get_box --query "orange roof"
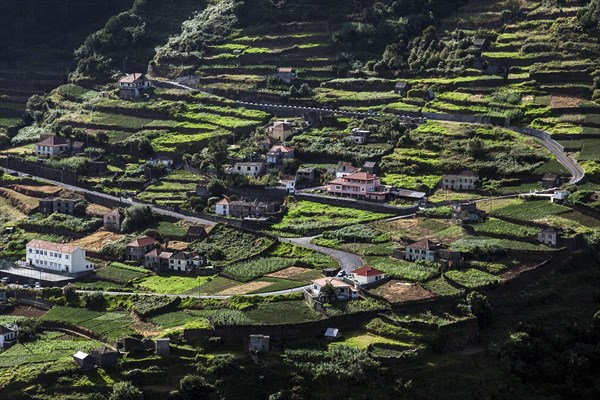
[119,73,145,83]
[312,277,351,288]
[127,236,157,247]
[27,239,77,253]
[344,172,375,181]
[269,145,294,153]
[352,266,385,277]
[216,198,230,205]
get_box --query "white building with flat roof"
[26,239,93,275]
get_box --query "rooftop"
[312,277,351,288]
[407,239,438,251]
[36,136,69,147]
[127,236,158,247]
[352,266,385,277]
[119,73,145,83]
[27,239,78,253]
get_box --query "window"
[65,255,69,260]
[36,250,39,254]
[28,248,32,253]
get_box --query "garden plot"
[271,201,392,236]
[368,280,437,304]
[0,332,103,368]
[491,200,571,221]
[217,281,272,295]
[95,262,150,284]
[0,187,40,214]
[444,268,502,289]
[265,266,323,281]
[41,307,135,341]
[366,256,440,282]
[0,197,26,225]
[377,218,463,244]
[71,230,126,252]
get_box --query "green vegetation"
[135,275,212,294]
[366,256,440,282]
[95,262,151,284]
[41,307,135,341]
[472,218,539,238]
[491,200,571,221]
[444,268,502,289]
[272,201,391,236]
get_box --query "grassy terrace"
[271,200,392,236]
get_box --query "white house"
[441,170,479,191]
[309,277,359,301]
[267,145,295,164]
[538,227,558,247]
[0,324,18,349]
[215,197,231,216]
[405,239,439,262]
[335,162,358,178]
[276,177,296,194]
[351,266,385,285]
[146,155,174,171]
[35,136,83,157]
[551,190,570,204]
[231,162,264,177]
[26,239,93,275]
[118,73,151,100]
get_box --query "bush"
[11,126,50,146]
[109,381,143,400]
[322,224,377,243]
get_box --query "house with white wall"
[26,239,93,275]
[215,197,231,216]
[0,324,19,349]
[351,266,385,285]
[538,227,558,247]
[441,170,479,191]
[405,239,439,262]
[230,162,264,177]
[309,277,359,301]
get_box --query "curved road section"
[280,236,364,273]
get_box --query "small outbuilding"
[155,338,171,356]
[324,328,342,341]
[73,351,95,371]
[249,334,270,353]
[91,347,120,368]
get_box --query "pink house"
[328,172,391,202]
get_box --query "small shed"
[249,334,270,353]
[91,347,120,368]
[324,328,342,341]
[395,81,411,95]
[473,38,490,51]
[155,338,170,356]
[362,161,379,175]
[73,351,95,371]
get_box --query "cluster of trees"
[578,0,600,33]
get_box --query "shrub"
[109,381,143,400]
[11,126,50,146]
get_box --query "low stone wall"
[1,156,79,186]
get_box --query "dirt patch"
[1,304,47,318]
[71,229,125,252]
[166,240,190,251]
[550,95,584,109]
[13,184,62,198]
[369,280,437,304]
[217,281,272,295]
[0,187,39,214]
[266,266,311,279]
[86,203,112,217]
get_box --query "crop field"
[368,280,437,304]
[0,187,40,214]
[95,262,150,284]
[222,257,296,282]
[380,174,442,190]
[271,201,392,236]
[376,217,464,243]
[0,332,103,367]
[0,197,26,225]
[472,218,539,238]
[135,275,212,294]
[41,307,135,341]
[491,200,571,221]
[450,236,555,253]
[151,131,230,153]
[422,277,463,297]
[196,276,240,294]
[243,300,322,325]
[444,268,502,289]
[192,224,275,264]
[366,256,440,282]
[579,139,600,162]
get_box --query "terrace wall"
[0,156,79,185]
[295,192,418,216]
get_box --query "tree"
[318,282,337,303]
[73,201,88,218]
[207,179,226,197]
[109,381,143,400]
[137,138,153,155]
[121,205,153,233]
[25,94,49,124]
[62,283,78,305]
[467,291,491,325]
[178,374,213,399]
[466,137,485,158]
[298,83,313,97]
[207,139,229,177]
[83,291,105,310]
[17,318,40,343]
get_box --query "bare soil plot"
[71,229,125,252]
[550,95,583,109]
[0,197,27,224]
[501,261,547,282]
[165,240,190,251]
[0,187,39,214]
[1,305,47,318]
[13,184,61,198]
[266,266,313,279]
[217,281,272,295]
[368,280,437,304]
[86,203,112,217]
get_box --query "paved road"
[281,236,364,273]
[0,167,217,227]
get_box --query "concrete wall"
[1,156,79,185]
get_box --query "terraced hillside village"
[0,0,599,399]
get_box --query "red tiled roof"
[127,236,157,247]
[119,73,145,83]
[36,136,69,147]
[407,239,437,251]
[352,266,385,277]
[269,145,294,153]
[343,172,375,181]
[27,239,78,253]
